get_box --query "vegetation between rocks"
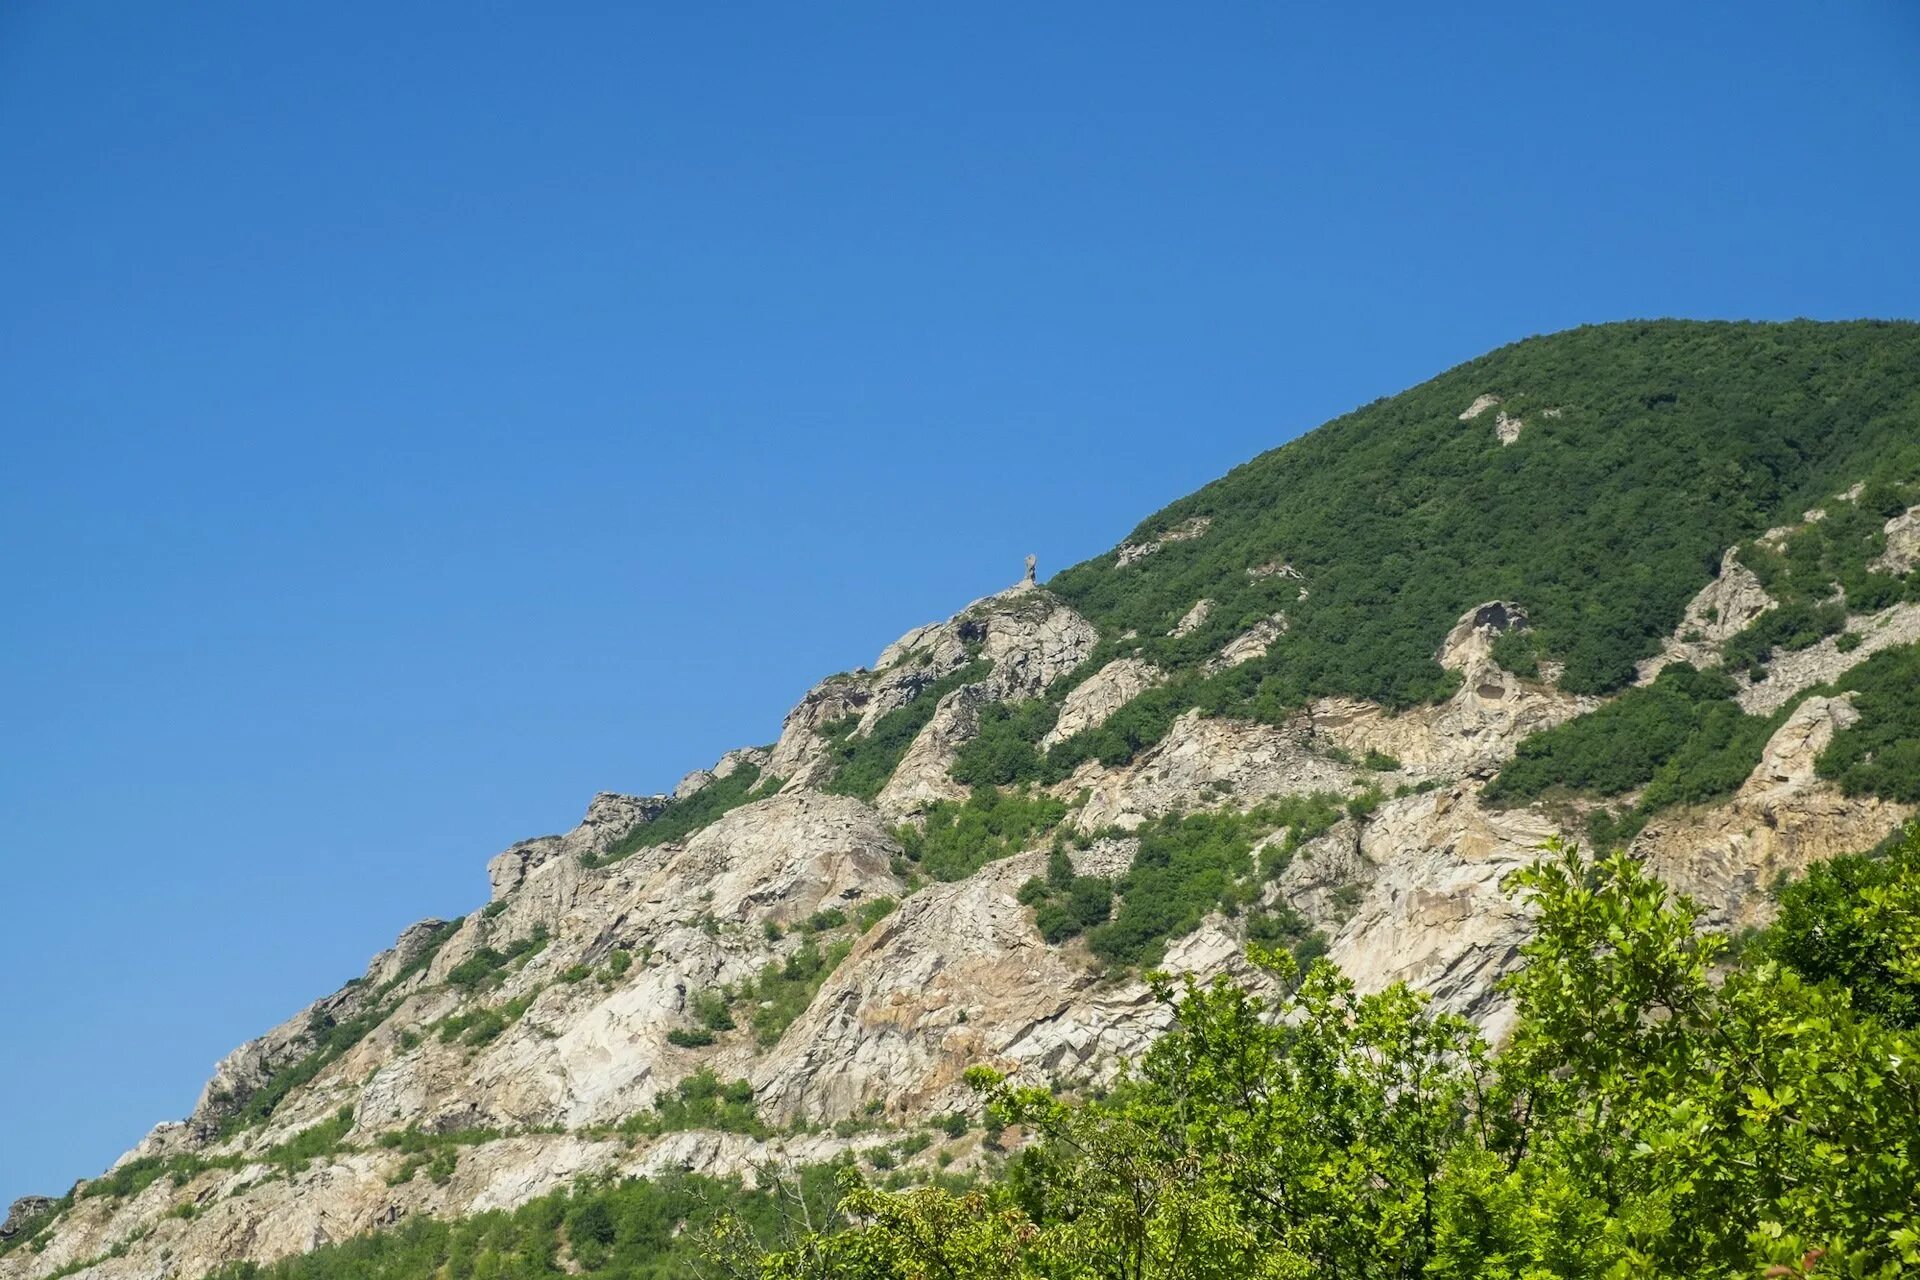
[821,660,992,801]
[580,764,782,869]
[894,785,1069,882]
[1486,643,1920,845]
[1084,793,1344,970]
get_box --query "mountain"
[5,319,1919,1280]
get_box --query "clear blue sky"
[3,1,1916,1202]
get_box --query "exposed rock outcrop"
[487,792,662,899]
[1312,603,1596,778]
[874,683,991,816]
[869,590,1099,814]
[766,675,871,787]
[1066,709,1358,831]
[1115,516,1211,567]
[1325,786,1564,1036]
[1169,599,1211,637]
[1042,658,1163,749]
[971,591,1100,699]
[1637,548,1775,683]
[1,1200,52,1242]
[1246,558,1302,582]
[1734,601,1920,715]
[1638,694,1913,930]
[1458,394,1500,421]
[1871,505,1920,576]
[1208,614,1287,671]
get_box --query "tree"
[754,829,1920,1280]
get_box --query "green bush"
[1246,901,1328,972]
[433,992,534,1047]
[1740,484,1915,612]
[444,926,549,992]
[1486,664,1747,803]
[798,906,847,933]
[374,1125,502,1156]
[692,988,735,1032]
[895,786,1069,882]
[855,897,898,931]
[1817,643,1920,802]
[822,662,991,801]
[1763,824,1920,1028]
[1039,680,1196,780]
[1720,600,1848,674]
[1020,844,1115,945]
[203,1165,862,1280]
[1507,641,1920,848]
[1088,795,1342,970]
[582,764,781,868]
[950,697,1061,787]
[624,1069,766,1137]
[81,1107,368,1215]
[747,938,855,1044]
[1490,630,1541,678]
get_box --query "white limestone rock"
[1735,601,1920,715]
[1311,603,1597,779]
[1169,598,1212,637]
[1637,694,1913,932]
[1208,614,1287,671]
[1042,658,1164,749]
[1116,516,1212,567]
[1636,548,1775,683]
[1065,708,1359,832]
[1871,505,1920,576]
[1458,394,1500,421]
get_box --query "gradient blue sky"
[3,2,1918,1201]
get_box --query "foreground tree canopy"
[765,826,1920,1280]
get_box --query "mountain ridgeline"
[6,320,1920,1280]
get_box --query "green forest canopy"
[1049,319,1920,716]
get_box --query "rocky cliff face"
[6,530,1915,1280]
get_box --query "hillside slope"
[5,319,1919,1280]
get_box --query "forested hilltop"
[985,320,1920,779]
[7,320,1920,1280]
[1062,320,1920,695]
